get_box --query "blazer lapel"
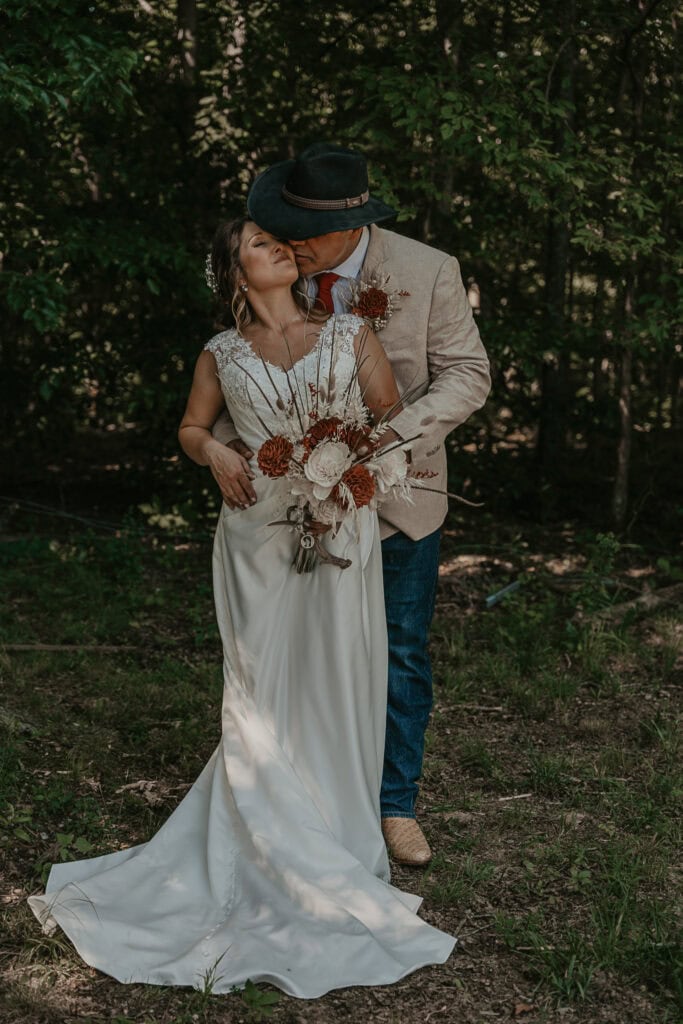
[360,226,412,352]
[363,225,389,277]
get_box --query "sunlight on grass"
[2,522,681,1022]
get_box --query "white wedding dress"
[28,314,456,998]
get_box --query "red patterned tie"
[315,272,340,314]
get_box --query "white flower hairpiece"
[204,252,218,294]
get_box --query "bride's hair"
[210,216,323,332]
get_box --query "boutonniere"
[348,272,410,332]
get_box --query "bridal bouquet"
[242,327,418,573]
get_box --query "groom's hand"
[228,438,255,462]
[378,426,412,462]
[205,438,257,509]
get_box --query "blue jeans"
[380,528,441,818]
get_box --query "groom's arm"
[209,409,257,506]
[388,255,490,463]
[212,408,240,447]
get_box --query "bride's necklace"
[245,311,320,366]
[251,310,305,336]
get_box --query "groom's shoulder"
[368,227,453,276]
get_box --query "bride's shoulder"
[204,327,238,352]
[329,312,368,337]
[203,327,240,369]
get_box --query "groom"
[212,144,490,866]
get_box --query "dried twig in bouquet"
[234,319,480,574]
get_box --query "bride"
[28,218,456,998]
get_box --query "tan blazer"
[212,226,490,541]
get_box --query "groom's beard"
[294,255,316,273]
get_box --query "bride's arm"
[178,352,257,509]
[354,327,403,446]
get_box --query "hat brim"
[247,160,396,241]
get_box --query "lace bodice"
[204,314,367,456]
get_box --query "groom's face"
[288,228,362,276]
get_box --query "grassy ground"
[0,508,681,1024]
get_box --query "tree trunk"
[589,274,610,448]
[609,1,663,526]
[536,1,576,475]
[177,0,197,142]
[537,207,573,470]
[613,345,632,530]
[612,282,634,530]
[177,0,197,84]
[670,354,682,430]
[435,0,464,72]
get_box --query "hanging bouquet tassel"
[270,505,352,574]
[294,531,318,574]
[312,533,352,570]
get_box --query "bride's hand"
[205,439,257,509]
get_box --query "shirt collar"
[330,226,369,280]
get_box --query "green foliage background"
[2,0,681,531]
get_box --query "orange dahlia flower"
[332,464,376,509]
[257,435,293,477]
[351,287,389,321]
[340,424,377,455]
[303,416,342,453]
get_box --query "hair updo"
[209,216,322,333]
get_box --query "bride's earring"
[231,280,250,330]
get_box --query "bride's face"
[239,223,298,292]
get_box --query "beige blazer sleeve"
[388,255,490,464]
[212,407,239,446]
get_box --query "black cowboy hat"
[247,143,396,241]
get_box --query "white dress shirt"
[308,227,370,313]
